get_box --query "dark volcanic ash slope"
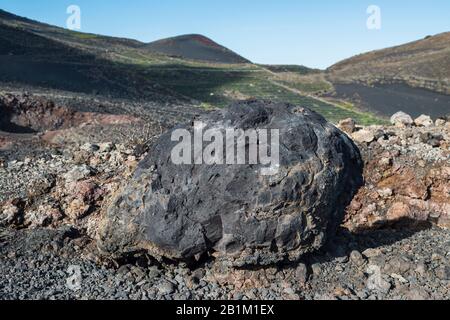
[0,23,102,94]
[0,10,189,103]
[143,34,250,64]
[331,83,450,120]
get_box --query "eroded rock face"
[98,100,363,266]
[344,121,450,232]
[0,93,140,134]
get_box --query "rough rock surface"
[346,118,450,231]
[99,100,363,266]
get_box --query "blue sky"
[1,0,449,68]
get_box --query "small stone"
[427,139,441,148]
[335,265,344,272]
[336,255,349,264]
[386,257,411,274]
[25,204,62,227]
[191,268,206,281]
[406,287,430,300]
[420,133,444,148]
[390,273,408,284]
[147,266,161,279]
[366,265,392,294]
[352,129,375,144]
[350,250,366,266]
[80,143,100,153]
[99,142,115,153]
[117,265,131,276]
[391,112,413,127]
[311,263,322,276]
[64,165,93,182]
[435,265,450,280]
[377,188,393,198]
[0,202,20,226]
[417,160,426,168]
[156,280,176,295]
[295,263,309,285]
[362,248,382,258]
[338,118,356,134]
[435,119,446,127]
[283,287,300,300]
[414,115,433,127]
[415,262,427,276]
[378,157,392,166]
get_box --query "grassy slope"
[0,9,383,125]
[136,62,383,125]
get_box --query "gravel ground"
[0,93,448,301]
[1,226,449,300]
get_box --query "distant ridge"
[143,34,250,64]
[328,32,450,94]
[0,8,29,22]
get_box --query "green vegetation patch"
[138,64,383,125]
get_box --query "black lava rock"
[98,100,363,266]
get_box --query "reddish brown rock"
[0,93,141,135]
[0,136,13,150]
[338,118,356,134]
[63,180,101,220]
[0,200,21,226]
[386,202,411,221]
[345,123,449,232]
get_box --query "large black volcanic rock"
[98,100,363,266]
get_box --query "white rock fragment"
[366,265,392,294]
[63,165,93,182]
[414,115,433,127]
[391,112,413,127]
[352,129,375,144]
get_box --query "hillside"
[144,34,249,64]
[259,64,321,75]
[328,32,450,95]
[0,9,382,125]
